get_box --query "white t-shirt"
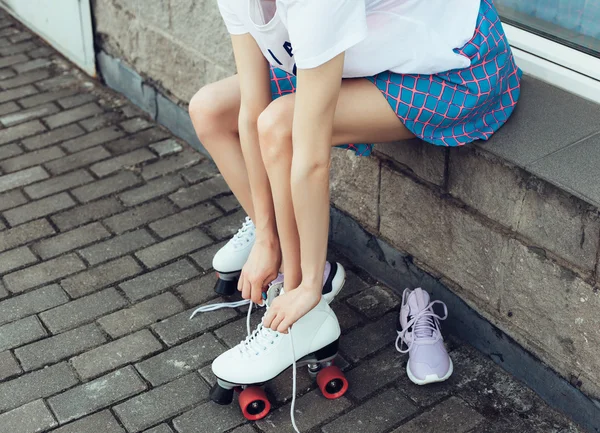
[218,0,481,77]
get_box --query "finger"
[261,279,270,294]
[252,277,264,304]
[237,270,244,292]
[241,275,251,300]
[270,311,285,332]
[266,274,278,292]
[277,314,294,334]
[251,278,264,304]
[262,300,281,328]
[277,318,292,334]
[266,270,278,286]
[262,307,276,328]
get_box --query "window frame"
[503,23,600,104]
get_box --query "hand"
[238,238,281,304]
[262,285,321,333]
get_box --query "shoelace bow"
[395,300,448,354]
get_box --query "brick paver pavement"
[0,10,584,433]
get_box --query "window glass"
[496,0,600,57]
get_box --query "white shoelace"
[190,293,301,433]
[237,307,278,356]
[395,300,448,354]
[190,299,253,334]
[231,216,254,249]
[289,326,299,433]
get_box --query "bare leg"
[190,75,286,287]
[260,77,414,305]
[188,75,256,219]
[258,108,301,289]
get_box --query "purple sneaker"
[396,288,453,385]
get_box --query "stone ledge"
[449,146,600,276]
[477,75,600,210]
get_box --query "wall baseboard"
[97,51,208,157]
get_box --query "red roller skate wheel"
[239,386,271,421]
[317,366,349,399]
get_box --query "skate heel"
[214,271,240,296]
[210,381,235,405]
[313,339,339,362]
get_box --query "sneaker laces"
[231,216,254,249]
[395,298,448,354]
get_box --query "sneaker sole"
[322,263,346,304]
[406,358,454,385]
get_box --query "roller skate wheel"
[239,386,271,421]
[317,366,348,399]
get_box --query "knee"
[257,101,292,164]
[189,83,231,141]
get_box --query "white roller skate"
[206,281,348,428]
[213,216,255,296]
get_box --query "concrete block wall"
[92,0,235,103]
[92,0,600,403]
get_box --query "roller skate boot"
[212,216,255,296]
[206,281,348,428]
